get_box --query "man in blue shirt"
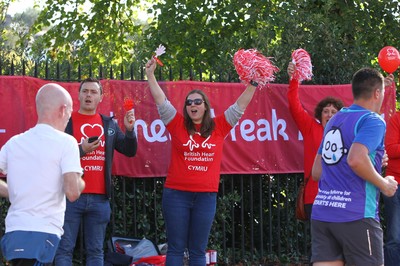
[311,68,397,266]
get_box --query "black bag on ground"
[104,251,133,266]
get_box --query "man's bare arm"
[63,172,85,202]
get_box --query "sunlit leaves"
[31,0,151,66]
[2,0,400,85]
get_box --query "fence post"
[130,63,134,80]
[22,60,26,76]
[34,61,38,77]
[45,60,49,79]
[120,64,124,80]
[56,62,60,81]
[110,65,114,80]
[11,60,14,76]
[157,67,162,81]
[89,63,92,78]
[78,63,82,81]
[99,65,103,79]
[67,62,71,81]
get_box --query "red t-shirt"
[165,113,232,192]
[385,111,400,183]
[72,112,106,194]
[287,79,323,204]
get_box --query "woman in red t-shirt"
[145,57,258,266]
[287,62,344,219]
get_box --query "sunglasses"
[185,98,204,106]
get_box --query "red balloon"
[378,46,400,74]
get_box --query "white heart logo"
[80,123,104,139]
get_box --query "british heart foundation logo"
[81,123,104,139]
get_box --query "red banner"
[0,76,396,177]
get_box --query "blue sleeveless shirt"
[311,104,386,222]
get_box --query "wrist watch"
[250,80,258,87]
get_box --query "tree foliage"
[2,0,400,85]
[145,0,400,84]
[1,3,39,73]
[0,0,13,51]
[31,0,153,66]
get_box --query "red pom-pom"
[123,98,134,111]
[233,48,279,87]
[291,48,313,81]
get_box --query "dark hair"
[352,68,384,100]
[79,77,103,94]
[183,89,215,137]
[314,97,344,122]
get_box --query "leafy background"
[1,0,400,86]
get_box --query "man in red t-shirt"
[55,77,138,266]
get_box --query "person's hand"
[382,150,388,168]
[287,62,295,80]
[145,58,157,77]
[381,175,398,197]
[124,109,135,131]
[384,74,394,87]
[81,137,100,154]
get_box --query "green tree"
[145,0,274,80]
[7,8,40,57]
[12,0,400,84]
[1,2,39,75]
[270,0,400,84]
[0,0,13,53]
[31,0,153,66]
[145,0,400,84]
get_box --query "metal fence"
[0,59,310,265]
[0,174,309,265]
[0,59,241,82]
[109,174,310,265]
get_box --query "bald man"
[0,83,85,266]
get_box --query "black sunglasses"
[185,98,204,106]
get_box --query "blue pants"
[383,187,400,266]
[162,188,217,266]
[55,194,111,266]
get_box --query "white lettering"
[134,119,168,143]
[188,165,208,172]
[256,119,272,141]
[240,120,256,141]
[84,165,103,171]
[272,109,288,140]
[132,109,290,143]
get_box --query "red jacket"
[385,111,400,183]
[287,79,323,204]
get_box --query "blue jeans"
[55,194,111,266]
[162,188,217,266]
[383,187,400,266]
